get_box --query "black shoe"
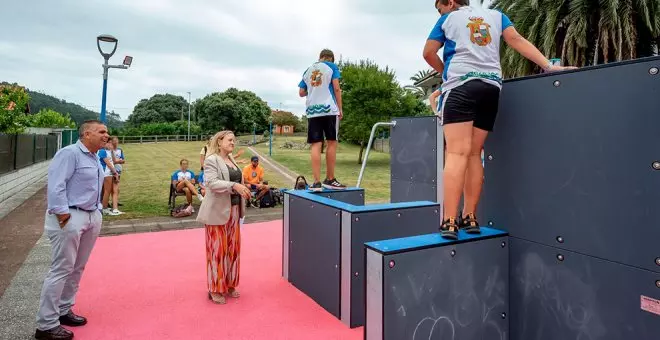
[460,213,481,234]
[59,311,87,327]
[309,182,323,192]
[440,218,459,240]
[35,326,73,340]
[322,178,347,190]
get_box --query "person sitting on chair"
[171,158,203,206]
[197,169,206,197]
[242,156,269,206]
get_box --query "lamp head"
[97,34,118,60]
[122,56,133,67]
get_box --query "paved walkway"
[248,146,298,183]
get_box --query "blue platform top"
[284,189,438,213]
[365,227,508,255]
[282,187,364,194]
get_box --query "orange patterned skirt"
[205,205,241,294]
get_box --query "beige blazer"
[196,153,245,226]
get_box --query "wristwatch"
[544,61,553,71]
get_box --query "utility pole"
[187,91,191,141]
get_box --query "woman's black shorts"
[439,80,501,132]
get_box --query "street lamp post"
[269,116,273,156]
[187,92,191,141]
[96,34,132,124]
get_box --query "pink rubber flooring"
[70,220,363,339]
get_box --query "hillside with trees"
[28,90,123,128]
[0,81,123,128]
[1,84,78,133]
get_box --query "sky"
[0,0,490,120]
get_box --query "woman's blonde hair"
[206,130,235,156]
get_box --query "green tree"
[29,109,76,128]
[0,84,31,134]
[127,94,189,126]
[295,115,308,133]
[337,59,432,164]
[490,0,660,78]
[272,109,300,133]
[195,88,270,134]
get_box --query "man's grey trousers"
[36,209,102,331]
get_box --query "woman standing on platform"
[196,130,252,304]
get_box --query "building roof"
[413,71,442,89]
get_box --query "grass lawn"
[105,136,391,221]
[105,141,290,221]
[251,135,391,203]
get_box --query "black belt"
[69,206,97,213]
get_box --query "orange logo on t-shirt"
[467,17,492,46]
[310,70,323,87]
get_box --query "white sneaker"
[109,209,121,216]
[102,208,111,215]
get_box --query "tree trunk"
[358,141,365,165]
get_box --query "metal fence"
[115,134,269,146]
[372,138,390,153]
[115,135,203,144]
[0,134,58,175]
[61,129,79,148]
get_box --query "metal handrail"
[356,121,397,188]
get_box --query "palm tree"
[404,69,436,98]
[490,0,660,78]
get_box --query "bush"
[29,109,76,129]
[0,85,30,134]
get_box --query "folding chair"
[168,183,187,209]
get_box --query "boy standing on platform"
[423,0,575,239]
[298,49,346,191]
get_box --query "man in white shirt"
[298,49,346,191]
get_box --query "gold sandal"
[228,288,240,298]
[208,292,226,304]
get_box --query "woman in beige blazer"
[196,130,251,304]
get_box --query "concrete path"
[0,177,47,221]
[248,146,298,184]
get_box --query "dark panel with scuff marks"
[390,179,438,204]
[481,56,660,273]
[288,195,342,317]
[510,237,660,340]
[390,116,440,203]
[381,236,509,340]
[312,189,365,206]
[349,205,440,328]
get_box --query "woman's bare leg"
[112,181,120,211]
[102,177,112,209]
[442,121,473,236]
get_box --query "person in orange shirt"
[242,156,269,205]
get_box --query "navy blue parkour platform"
[385,56,660,340]
[282,187,441,328]
[364,228,509,340]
